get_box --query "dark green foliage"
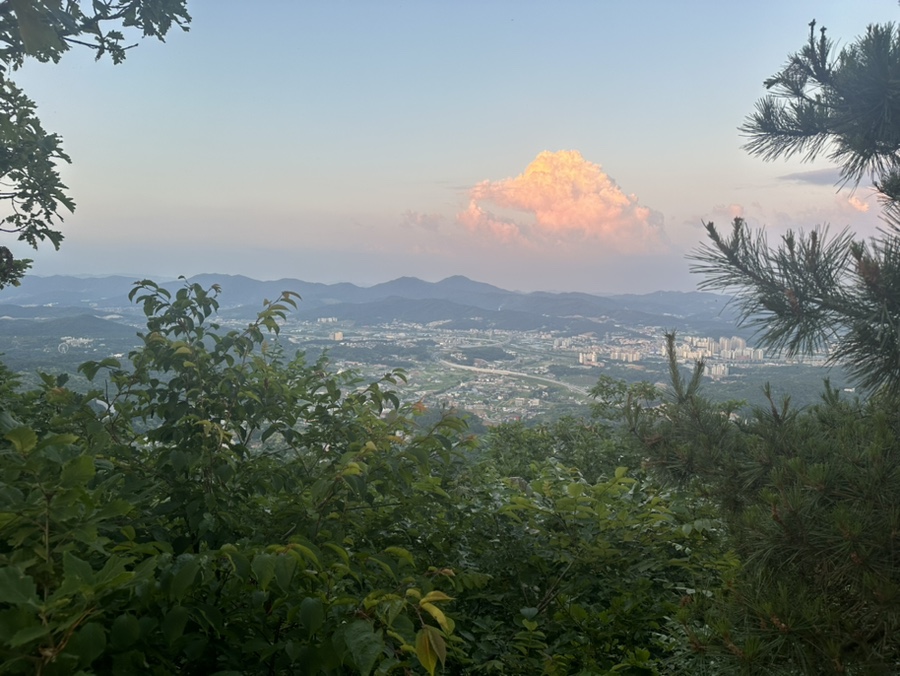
[0,0,191,73]
[0,282,724,674]
[0,281,466,673]
[483,415,632,484]
[444,461,722,675]
[657,16,900,672]
[633,335,900,674]
[0,76,71,288]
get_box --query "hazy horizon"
[5,1,895,294]
[13,268,727,298]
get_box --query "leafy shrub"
[0,282,722,674]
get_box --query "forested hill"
[2,274,742,337]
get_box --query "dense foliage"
[7,281,900,674]
[679,19,900,667]
[624,335,900,675]
[0,281,724,674]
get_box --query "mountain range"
[0,274,745,338]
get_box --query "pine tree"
[637,16,900,673]
[638,336,900,674]
[693,19,900,398]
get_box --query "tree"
[635,16,900,673]
[0,281,723,674]
[693,18,900,398]
[0,281,467,674]
[0,1,191,289]
[629,335,900,675]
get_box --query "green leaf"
[5,427,37,454]
[96,499,134,520]
[289,542,321,569]
[274,553,297,592]
[10,0,65,55]
[322,542,351,567]
[341,620,383,676]
[38,433,78,449]
[62,551,96,592]
[67,622,106,665]
[384,546,414,567]
[569,603,588,622]
[251,553,275,591]
[0,411,19,434]
[220,548,251,581]
[415,626,446,675]
[169,558,199,600]
[8,622,51,648]
[0,568,38,606]
[110,614,141,650]
[163,606,190,644]
[420,590,453,604]
[61,454,95,488]
[420,602,454,634]
[519,606,539,620]
[299,597,324,636]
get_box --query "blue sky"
[8,1,898,293]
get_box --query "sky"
[7,1,899,294]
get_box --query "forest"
[3,3,900,675]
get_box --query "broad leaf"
[0,568,38,606]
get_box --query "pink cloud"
[457,201,524,245]
[400,210,445,231]
[695,192,883,243]
[847,195,870,213]
[457,150,665,253]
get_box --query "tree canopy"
[629,335,900,674]
[0,0,191,289]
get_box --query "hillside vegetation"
[1,280,899,674]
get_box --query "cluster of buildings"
[671,335,765,363]
[563,332,769,381]
[577,349,642,365]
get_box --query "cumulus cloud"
[400,210,445,231]
[456,150,665,253]
[703,203,745,223]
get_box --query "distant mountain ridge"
[0,273,744,337]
